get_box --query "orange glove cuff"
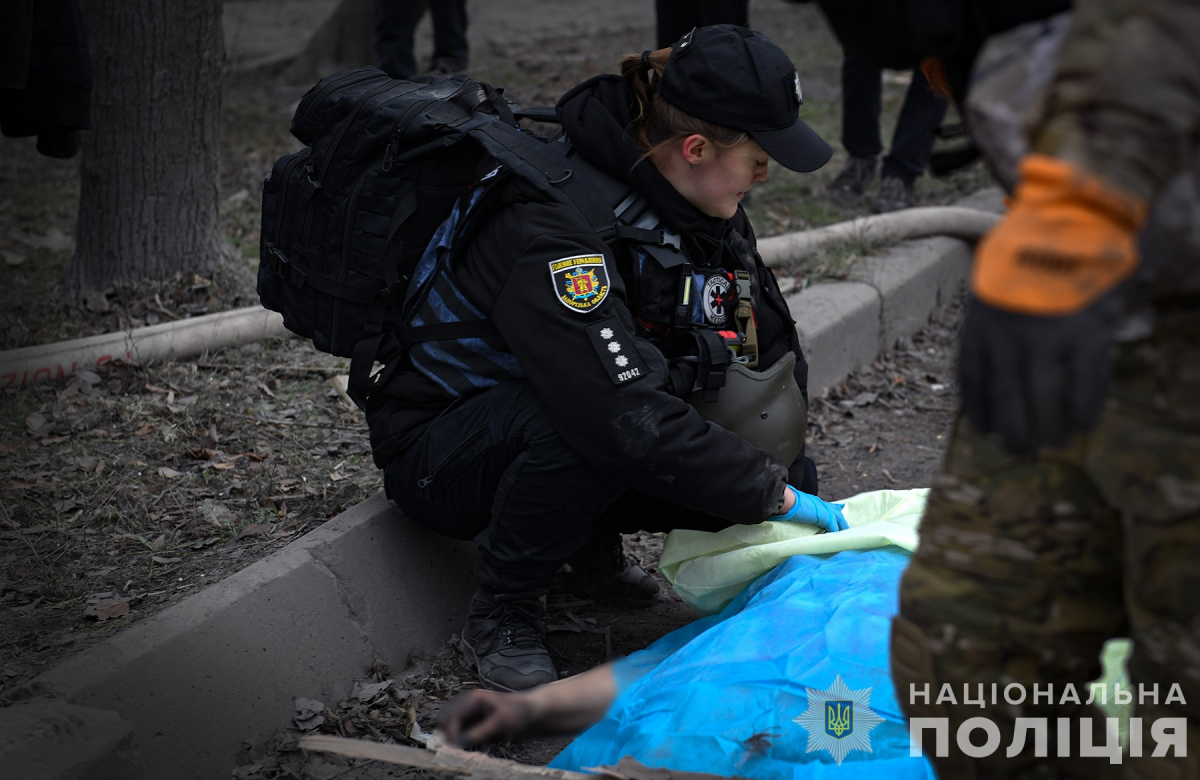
[972,155,1149,316]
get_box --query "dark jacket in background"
[0,0,91,158]
[790,0,1072,102]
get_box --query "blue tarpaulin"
[551,549,935,779]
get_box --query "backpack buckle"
[265,242,290,273]
[302,163,322,200]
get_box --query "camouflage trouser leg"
[892,308,1200,780]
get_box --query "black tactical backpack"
[258,67,628,405]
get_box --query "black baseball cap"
[658,25,832,173]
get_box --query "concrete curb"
[789,188,1004,395]
[18,493,478,779]
[14,188,1004,779]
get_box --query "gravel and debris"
[809,296,964,500]
[0,340,380,690]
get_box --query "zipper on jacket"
[417,428,488,489]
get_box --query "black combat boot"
[870,175,917,213]
[826,156,878,205]
[459,590,557,692]
[565,528,660,608]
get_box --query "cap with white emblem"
[658,25,832,173]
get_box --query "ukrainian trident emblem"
[794,675,884,765]
[825,700,853,738]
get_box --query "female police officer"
[366,25,844,691]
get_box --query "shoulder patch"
[586,317,647,386]
[549,254,610,313]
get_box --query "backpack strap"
[466,121,620,241]
[347,319,501,409]
[262,242,379,305]
[512,106,558,123]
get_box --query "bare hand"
[439,689,536,748]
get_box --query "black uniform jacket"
[367,76,811,525]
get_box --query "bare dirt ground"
[2,0,970,772]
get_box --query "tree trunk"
[68,0,230,300]
[285,0,376,82]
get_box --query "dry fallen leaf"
[294,698,326,731]
[25,413,46,433]
[84,598,130,621]
[198,499,233,527]
[157,466,182,479]
[3,249,25,266]
[352,679,393,703]
[133,422,154,436]
[237,523,272,539]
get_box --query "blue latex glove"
[770,485,848,532]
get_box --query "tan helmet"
[687,351,808,464]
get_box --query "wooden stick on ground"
[299,735,757,780]
[298,735,595,780]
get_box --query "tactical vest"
[400,143,761,402]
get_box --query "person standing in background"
[826,49,947,212]
[654,0,749,48]
[375,0,469,80]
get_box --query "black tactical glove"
[958,293,1121,454]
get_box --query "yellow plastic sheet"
[660,488,929,615]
